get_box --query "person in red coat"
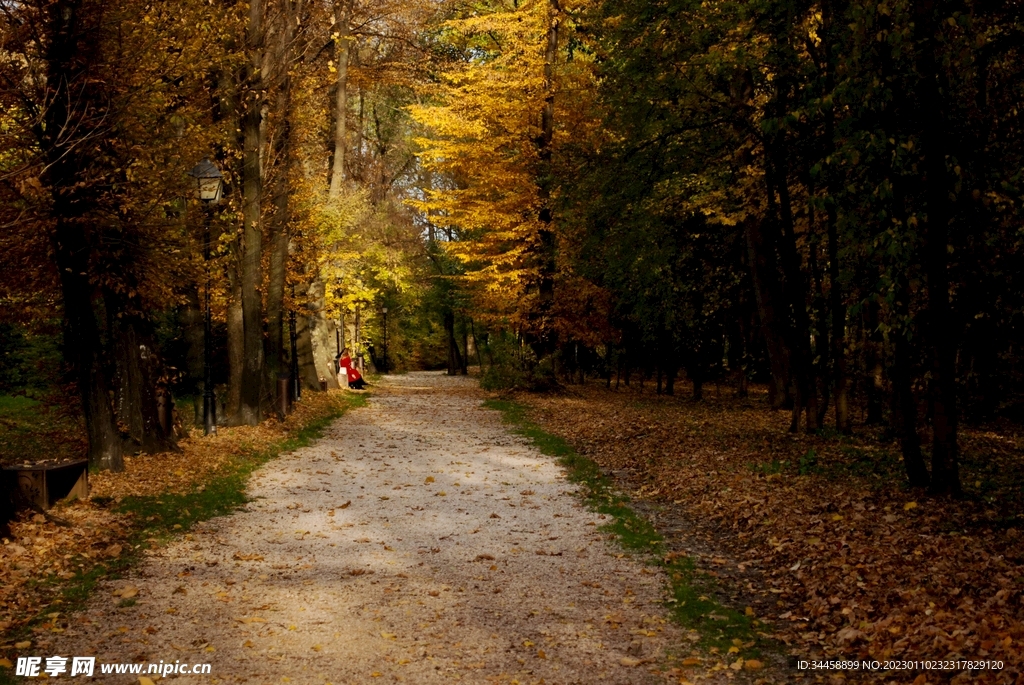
[337,348,367,390]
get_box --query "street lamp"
[189,158,223,435]
[382,306,388,374]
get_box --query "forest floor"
[517,379,1024,684]
[3,373,709,684]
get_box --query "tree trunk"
[445,310,463,375]
[41,0,123,471]
[180,287,205,426]
[293,279,323,390]
[328,0,352,198]
[914,1,961,496]
[528,0,560,354]
[864,298,885,424]
[308,278,341,388]
[892,327,930,488]
[54,230,123,471]
[226,252,244,424]
[822,0,850,433]
[743,216,792,408]
[236,0,266,425]
[768,150,817,433]
[266,0,297,417]
[108,306,176,454]
[460,316,469,375]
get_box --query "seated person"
[338,348,367,390]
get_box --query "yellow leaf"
[744,659,763,670]
[204,646,215,652]
[139,678,157,685]
[727,646,739,654]
[380,632,396,639]
[243,640,254,648]
[0,658,11,668]
[370,673,382,678]
[619,657,641,667]
[904,501,918,511]
[424,476,434,483]
[745,606,755,616]
[233,552,264,561]
[730,658,744,670]
[682,657,701,667]
[537,649,546,659]
[121,587,139,599]
[339,501,351,509]
[14,641,31,649]
[312,644,322,652]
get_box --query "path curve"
[48,372,679,683]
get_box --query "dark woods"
[542,0,1024,497]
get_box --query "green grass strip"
[483,398,772,660]
[0,393,366,682]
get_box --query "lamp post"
[189,158,223,436]
[382,306,388,374]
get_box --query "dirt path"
[44,372,680,684]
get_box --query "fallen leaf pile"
[0,391,347,645]
[91,392,349,500]
[521,382,1024,683]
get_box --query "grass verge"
[483,398,773,662]
[0,393,365,682]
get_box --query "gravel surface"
[43,372,680,684]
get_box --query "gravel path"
[46,372,680,684]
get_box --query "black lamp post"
[188,158,223,436]
[382,306,388,374]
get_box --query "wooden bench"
[2,459,89,510]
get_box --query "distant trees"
[411,0,1024,496]
[0,0,433,469]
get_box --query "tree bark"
[743,216,792,408]
[328,0,353,198]
[892,324,930,488]
[226,251,244,424]
[864,298,885,424]
[266,0,298,416]
[914,0,961,496]
[822,0,850,433]
[308,278,341,388]
[529,0,560,354]
[180,286,205,426]
[236,0,267,425]
[41,0,123,471]
[107,305,176,454]
[445,310,463,375]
